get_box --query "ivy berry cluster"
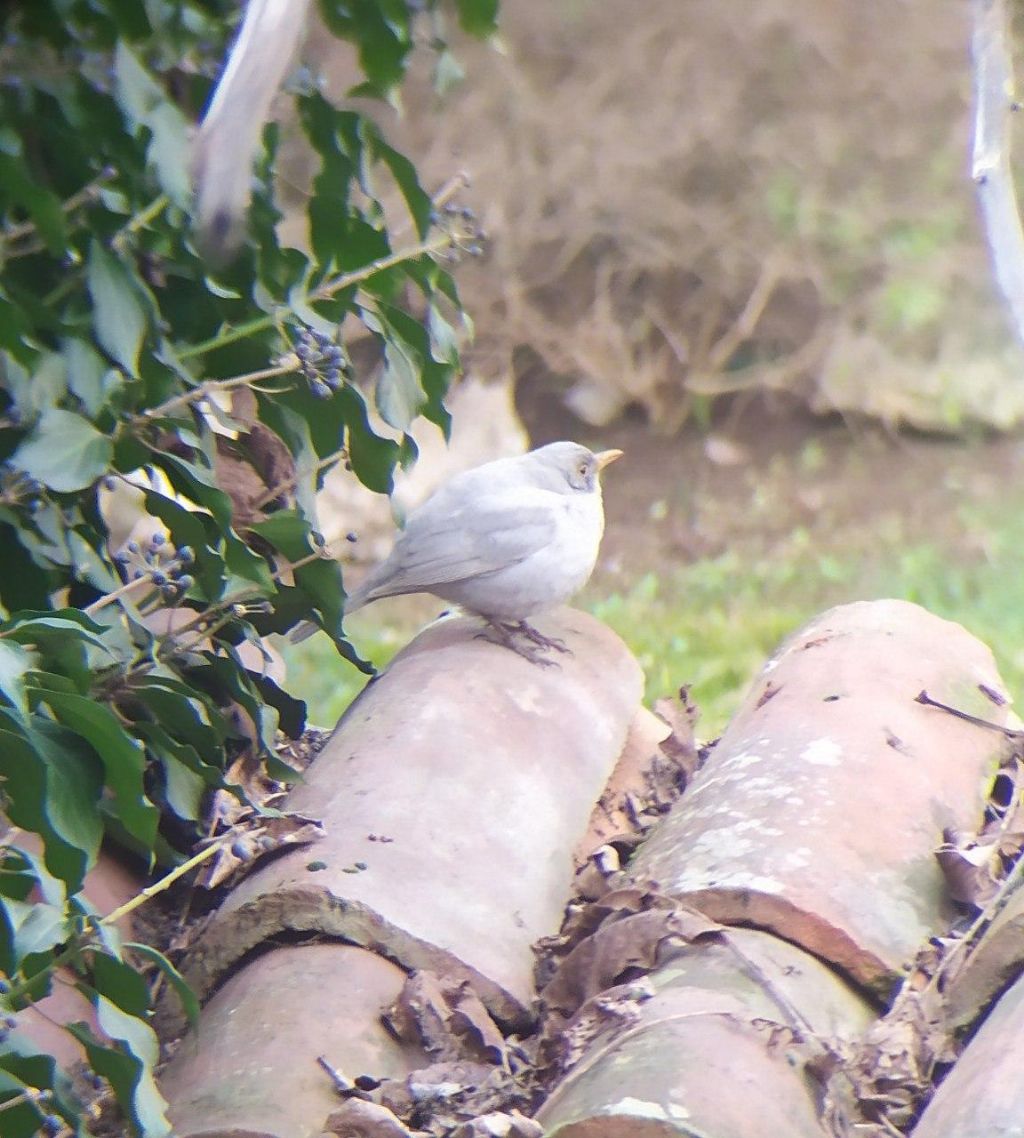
[114,532,195,603]
[432,200,487,264]
[293,327,353,399]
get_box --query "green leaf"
[124,942,199,1028]
[377,137,432,237]
[454,0,500,37]
[64,338,122,418]
[251,511,346,638]
[91,951,150,1017]
[0,153,68,255]
[0,717,91,891]
[377,340,425,430]
[0,641,31,720]
[157,751,206,820]
[28,720,105,869]
[69,1010,171,1138]
[337,384,400,494]
[9,898,68,961]
[87,239,147,375]
[37,691,158,852]
[114,45,191,206]
[3,609,111,651]
[11,407,114,493]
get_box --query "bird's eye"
[578,463,588,477]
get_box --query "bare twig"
[971,0,1024,349]
[915,689,1021,740]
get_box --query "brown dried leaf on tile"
[383,971,507,1066]
[840,985,954,1133]
[546,977,656,1077]
[935,829,1002,907]
[540,906,724,1024]
[371,1061,528,1138]
[195,811,326,889]
[543,885,679,961]
[579,706,688,867]
[652,685,702,782]
[573,844,624,902]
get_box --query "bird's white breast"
[439,484,606,621]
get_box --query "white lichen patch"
[801,737,843,766]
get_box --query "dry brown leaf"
[372,1062,526,1138]
[540,906,723,1022]
[935,830,1001,907]
[384,972,507,1066]
[652,687,702,782]
[195,811,326,889]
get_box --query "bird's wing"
[353,491,558,604]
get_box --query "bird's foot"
[477,620,570,667]
[511,620,570,654]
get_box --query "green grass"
[280,503,1024,741]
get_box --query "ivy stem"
[2,839,228,1005]
[178,232,453,361]
[83,574,154,616]
[249,445,349,511]
[112,193,170,250]
[137,361,297,423]
[2,166,116,245]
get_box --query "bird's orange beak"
[594,448,623,471]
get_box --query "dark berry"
[127,540,139,554]
[150,532,165,548]
[310,380,331,399]
[152,571,167,586]
[178,546,194,565]
[177,574,194,591]
[346,532,358,543]
[324,367,342,389]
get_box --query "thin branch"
[177,171,469,364]
[137,361,297,422]
[2,166,115,245]
[3,838,228,1004]
[249,445,348,511]
[971,0,1024,349]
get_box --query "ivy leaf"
[64,338,122,418]
[36,691,158,853]
[338,380,401,495]
[87,240,147,376]
[11,408,113,493]
[454,0,500,37]
[0,640,31,721]
[250,511,345,638]
[377,337,425,430]
[114,45,191,206]
[124,942,199,1029]
[69,1008,171,1138]
[0,717,90,891]
[28,721,105,872]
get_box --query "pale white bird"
[294,442,623,664]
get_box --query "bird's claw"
[476,620,571,667]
